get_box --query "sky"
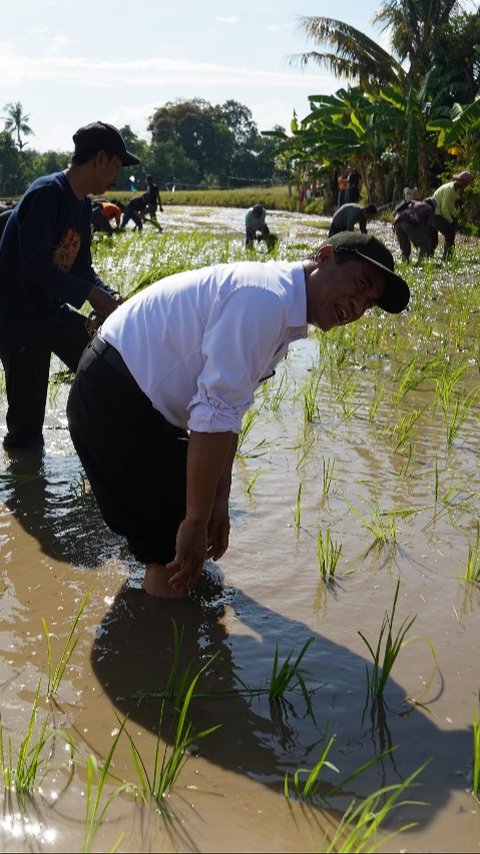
[1,0,387,153]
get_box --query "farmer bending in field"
[67,232,410,598]
[328,203,378,237]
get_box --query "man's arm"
[167,430,238,590]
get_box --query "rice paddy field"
[0,205,480,853]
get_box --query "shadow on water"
[90,569,473,838]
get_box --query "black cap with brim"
[72,121,140,166]
[326,231,410,314]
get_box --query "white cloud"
[213,16,240,25]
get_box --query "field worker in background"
[67,232,410,600]
[245,204,273,249]
[145,175,164,227]
[0,121,139,451]
[329,202,378,237]
[432,170,475,261]
[91,200,123,236]
[119,194,148,231]
[392,197,437,263]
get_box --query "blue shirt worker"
[0,121,140,450]
[67,232,410,600]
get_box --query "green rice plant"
[301,368,323,424]
[245,467,262,496]
[270,370,290,412]
[391,409,422,452]
[269,638,314,717]
[284,736,338,798]
[358,580,435,702]
[292,481,302,529]
[347,497,397,556]
[236,407,267,457]
[42,588,92,697]
[322,761,429,853]
[464,523,480,582]
[125,658,221,804]
[83,721,129,854]
[473,698,480,799]
[442,385,480,447]
[296,437,315,471]
[368,381,385,422]
[0,681,75,807]
[317,529,342,581]
[321,456,336,498]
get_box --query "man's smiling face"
[306,247,387,332]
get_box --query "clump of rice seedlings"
[317,529,342,582]
[284,736,338,799]
[442,385,480,447]
[0,681,75,807]
[464,523,480,582]
[269,638,315,722]
[125,659,221,806]
[321,456,336,499]
[473,698,480,799]
[391,409,423,452]
[368,381,385,422]
[301,370,323,424]
[322,760,429,853]
[358,580,418,701]
[237,407,267,457]
[347,497,397,557]
[42,588,92,698]
[83,722,129,854]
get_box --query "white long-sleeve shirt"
[101,260,308,434]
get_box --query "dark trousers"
[394,222,436,261]
[0,311,90,447]
[67,336,188,565]
[433,214,456,260]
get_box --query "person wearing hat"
[66,232,410,599]
[431,170,475,261]
[0,121,140,450]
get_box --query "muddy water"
[0,209,479,853]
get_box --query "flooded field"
[0,207,480,853]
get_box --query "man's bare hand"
[87,286,119,318]
[166,518,208,592]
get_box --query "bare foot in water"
[143,562,188,598]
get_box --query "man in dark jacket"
[0,121,140,450]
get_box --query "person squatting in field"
[0,121,139,450]
[67,231,410,599]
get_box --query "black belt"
[90,334,132,380]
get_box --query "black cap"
[72,121,140,166]
[326,232,410,314]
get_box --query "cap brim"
[121,150,141,166]
[355,251,410,314]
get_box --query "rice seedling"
[83,721,129,854]
[292,482,302,529]
[368,381,385,422]
[42,588,92,698]
[391,409,423,452]
[0,681,75,807]
[269,638,314,712]
[245,467,262,496]
[125,659,221,805]
[321,456,336,499]
[473,698,480,799]
[322,760,429,853]
[347,497,397,556]
[358,580,435,702]
[442,385,480,447]
[269,369,291,412]
[464,523,480,582]
[236,407,267,457]
[284,736,339,798]
[301,370,323,424]
[317,529,342,582]
[296,436,315,471]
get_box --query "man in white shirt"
[67,232,410,598]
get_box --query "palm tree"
[2,101,34,150]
